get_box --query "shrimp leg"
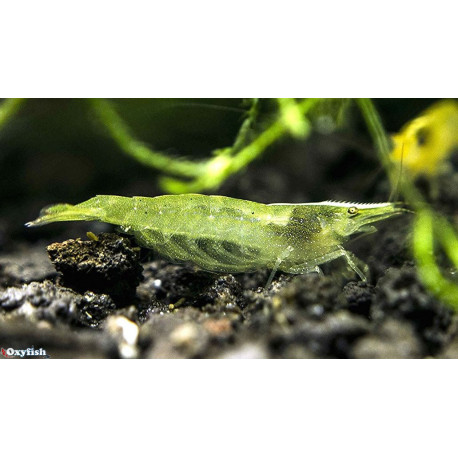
[285,247,369,282]
[265,246,296,288]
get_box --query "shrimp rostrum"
[27,194,405,282]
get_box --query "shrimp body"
[27,194,404,278]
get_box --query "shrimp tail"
[25,198,106,227]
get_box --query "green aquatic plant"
[89,98,323,193]
[413,210,458,308]
[0,98,348,193]
[0,98,25,130]
[357,98,458,311]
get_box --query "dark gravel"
[1,225,455,358]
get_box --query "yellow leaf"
[391,100,458,177]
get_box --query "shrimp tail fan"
[25,199,104,227]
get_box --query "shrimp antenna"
[388,140,404,202]
[163,102,246,114]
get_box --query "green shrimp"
[26,194,405,283]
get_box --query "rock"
[170,322,201,348]
[375,265,453,354]
[269,310,370,358]
[434,318,458,358]
[353,319,422,358]
[0,280,116,328]
[0,245,56,285]
[280,274,342,314]
[341,281,375,317]
[436,340,458,358]
[139,311,210,358]
[104,315,139,358]
[220,342,269,359]
[46,233,143,302]
[138,261,244,315]
[203,318,233,339]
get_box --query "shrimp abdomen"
[130,194,285,272]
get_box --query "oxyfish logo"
[1,346,50,358]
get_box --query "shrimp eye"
[348,206,359,215]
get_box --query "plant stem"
[89,98,205,178]
[161,98,319,193]
[0,98,26,130]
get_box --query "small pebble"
[220,342,268,359]
[105,315,139,354]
